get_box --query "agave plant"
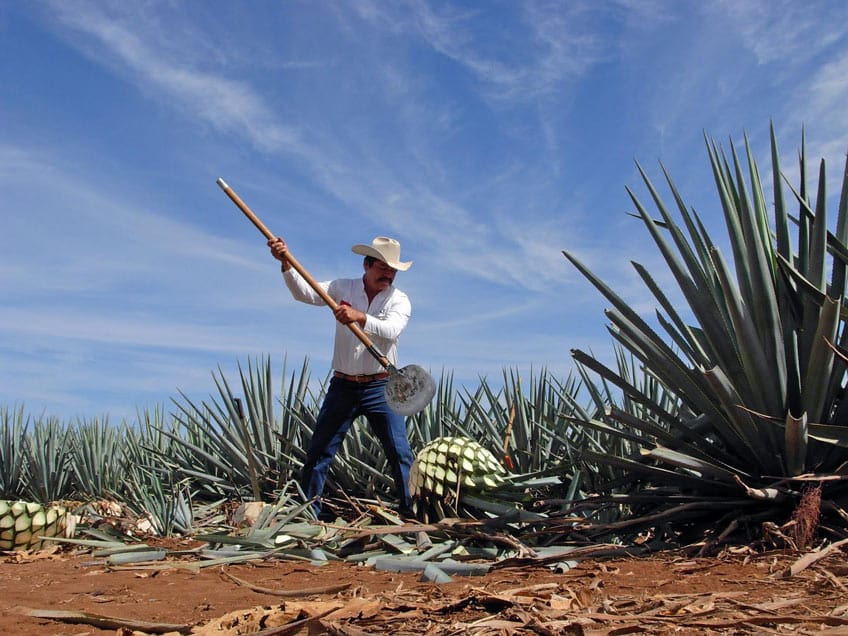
[397,368,601,522]
[24,416,76,503]
[462,368,590,476]
[121,464,195,537]
[71,416,133,499]
[407,368,589,473]
[0,406,29,499]
[561,124,848,549]
[162,356,317,502]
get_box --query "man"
[268,235,416,519]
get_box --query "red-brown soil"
[1,538,847,635]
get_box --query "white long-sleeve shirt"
[283,268,411,375]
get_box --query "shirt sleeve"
[363,291,411,340]
[283,268,332,306]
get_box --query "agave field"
[3,124,848,568]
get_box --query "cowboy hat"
[351,237,412,271]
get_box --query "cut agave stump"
[0,500,75,551]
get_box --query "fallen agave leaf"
[25,608,190,634]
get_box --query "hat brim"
[352,245,412,271]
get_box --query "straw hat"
[351,237,412,271]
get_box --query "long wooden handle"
[217,178,391,369]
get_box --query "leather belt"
[334,371,390,383]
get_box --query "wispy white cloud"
[800,52,848,171]
[705,1,848,193]
[717,0,847,68]
[708,1,848,134]
[44,1,303,155]
[0,143,264,296]
[360,0,607,102]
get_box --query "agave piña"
[409,436,508,498]
[0,500,75,550]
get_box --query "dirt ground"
[2,537,848,635]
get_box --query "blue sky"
[2,1,847,423]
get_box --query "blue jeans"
[300,376,414,514]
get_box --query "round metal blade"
[385,364,436,416]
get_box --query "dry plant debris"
[9,520,848,635]
[4,500,847,634]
